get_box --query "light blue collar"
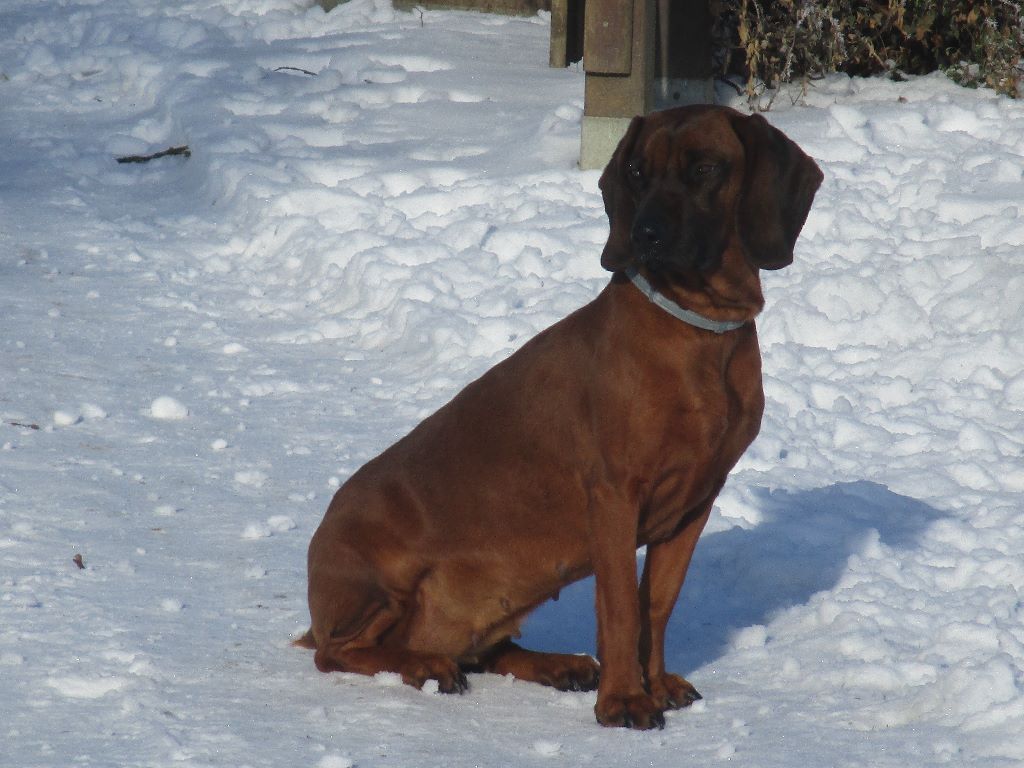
[624,266,747,334]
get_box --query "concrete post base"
[579,115,634,171]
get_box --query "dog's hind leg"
[478,639,599,692]
[318,644,468,693]
[306,564,468,694]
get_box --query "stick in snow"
[116,145,191,164]
[273,66,318,76]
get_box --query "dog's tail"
[292,628,316,649]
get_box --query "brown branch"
[116,145,191,164]
[274,66,318,76]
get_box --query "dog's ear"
[729,113,823,270]
[599,115,645,272]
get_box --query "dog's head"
[599,106,823,275]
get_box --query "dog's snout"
[631,216,665,252]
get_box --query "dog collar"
[624,266,747,334]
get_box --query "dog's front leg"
[638,498,714,711]
[589,485,665,730]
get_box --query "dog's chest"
[636,352,763,542]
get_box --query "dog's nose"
[631,217,665,251]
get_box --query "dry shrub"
[713,0,1024,108]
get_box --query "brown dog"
[298,105,823,729]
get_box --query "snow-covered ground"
[2,1,1024,765]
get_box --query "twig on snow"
[116,145,191,164]
[273,66,318,76]
[7,420,40,430]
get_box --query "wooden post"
[655,0,714,108]
[565,0,713,169]
[578,0,655,170]
[549,0,584,68]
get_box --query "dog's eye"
[627,162,644,183]
[694,163,719,177]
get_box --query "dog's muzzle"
[631,214,667,264]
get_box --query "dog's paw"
[649,673,701,710]
[403,656,469,694]
[482,646,600,692]
[539,653,601,692]
[434,668,470,695]
[595,692,665,730]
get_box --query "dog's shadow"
[519,480,943,673]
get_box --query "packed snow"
[2,0,1024,766]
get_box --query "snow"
[149,395,190,421]
[1,0,1023,766]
